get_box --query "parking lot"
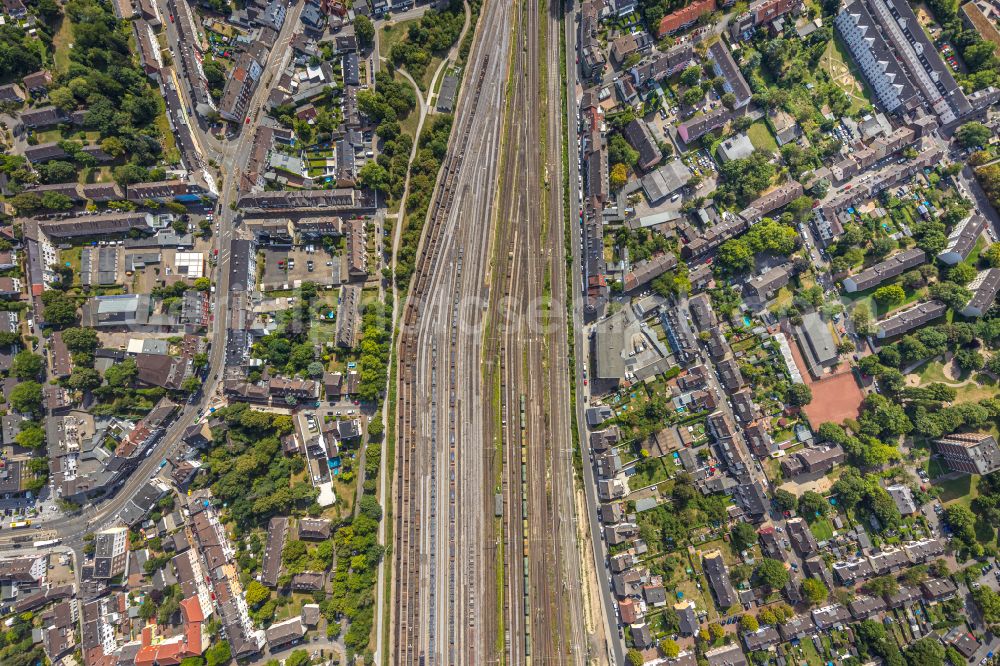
[260,247,342,291]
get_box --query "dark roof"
[623,119,662,172]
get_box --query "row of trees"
[395,114,453,292]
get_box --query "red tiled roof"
[180,596,204,623]
[135,645,157,666]
[185,623,203,655]
[657,0,716,35]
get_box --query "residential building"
[937,214,986,265]
[960,268,1000,317]
[876,300,947,339]
[623,119,662,172]
[93,527,129,579]
[842,248,926,292]
[703,551,737,609]
[743,264,791,303]
[780,444,845,477]
[935,432,1000,475]
[835,0,971,123]
[657,0,716,35]
[707,41,752,109]
[623,253,677,292]
[886,484,917,515]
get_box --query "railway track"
[392,0,588,661]
[392,0,512,659]
[394,56,489,664]
[486,0,590,661]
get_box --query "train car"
[9,520,31,529]
[33,539,61,548]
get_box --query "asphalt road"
[564,9,623,665]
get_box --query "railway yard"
[392,0,510,660]
[392,0,592,661]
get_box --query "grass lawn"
[789,636,825,666]
[824,34,875,114]
[52,16,74,74]
[913,361,998,403]
[965,237,986,268]
[59,247,83,287]
[937,474,979,507]
[378,19,418,61]
[747,121,778,153]
[809,517,835,541]
[629,457,671,489]
[418,56,444,92]
[33,129,66,144]
[915,359,964,384]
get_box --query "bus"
[9,520,31,529]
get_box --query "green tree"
[11,351,43,380]
[681,65,701,86]
[786,383,812,406]
[873,284,905,308]
[956,121,991,148]
[609,133,639,167]
[740,614,759,632]
[928,281,973,310]
[15,424,46,449]
[355,15,375,46]
[716,238,754,273]
[627,648,644,666]
[984,243,1000,268]
[798,491,829,520]
[949,262,977,285]
[284,650,310,666]
[755,557,789,590]
[683,87,704,106]
[205,640,231,666]
[801,578,828,605]
[245,580,270,607]
[731,522,758,552]
[41,292,78,327]
[661,638,680,658]
[955,348,984,372]
[10,381,43,414]
[864,575,899,598]
[358,161,390,192]
[68,367,101,391]
[610,163,628,189]
[971,585,1000,625]
[773,489,797,512]
[61,327,99,354]
[904,636,945,666]
[104,358,138,389]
